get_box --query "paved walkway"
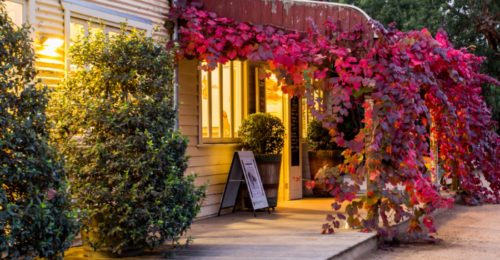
[367,204,500,260]
[65,198,375,259]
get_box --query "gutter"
[287,0,377,38]
[172,0,179,130]
[288,0,372,21]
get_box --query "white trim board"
[62,0,153,33]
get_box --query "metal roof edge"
[288,0,372,21]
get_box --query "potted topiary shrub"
[51,26,205,256]
[0,4,78,259]
[306,105,362,196]
[306,120,344,196]
[238,113,285,209]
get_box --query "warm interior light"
[38,38,64,57]
[43,38,64,48]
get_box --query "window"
[63,0,154,72]
[201,61,245,143]
[70,18,120,44]
[302,83,323,138]
[69,18,121,72]
[5,0,25,27]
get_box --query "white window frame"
[5,0,27,27]
[61,0,154,74]
[199,61,248,144]
[5,0,35,43]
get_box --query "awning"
[196,0,372,34]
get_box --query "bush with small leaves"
[51,25,205,254]
[307,120,337,151]
[0,2,78,259]
[238,113,285,157]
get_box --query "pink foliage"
[171,3,500,239]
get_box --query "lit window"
[70,22,85,43]
[264,72,283,118]
[201,61,245,143]
[70,18,120,45]
[5,1,24,27]
[69,18,121,72]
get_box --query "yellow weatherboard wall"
[29,0,169,87]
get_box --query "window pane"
[201,69,209,138]
[233,61,242,137]
[5,1,23,27]
[222,63,232,138]
[211,66,221,138]
[107,30,119,39]
[90,26,104,36]
[70,22,85,44]
[302,98,307,138]
[265,72,283,119]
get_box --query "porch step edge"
[327,233,378,260]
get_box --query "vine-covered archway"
[169,2,500,239]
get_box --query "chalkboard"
[290,96,300,166]
[256,68,266,113]
[218,151,269,216]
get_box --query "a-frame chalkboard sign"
[218,151,269,217]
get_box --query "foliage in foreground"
[0,2,78,259]
[172,3,500,240]
[51,26,205,253]
[337,0,500,132]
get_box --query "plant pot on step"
[238,113,285,210]
[240,154,282,209]
[312,165,345,196]
[308,149,343,196]
[255,154,282,208]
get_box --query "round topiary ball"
[238,113,285,156]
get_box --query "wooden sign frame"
[218,151,269,217]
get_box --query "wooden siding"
[35,0,65,87]
[33,0,169,87]
[178,59,240,218]
[81,0,169,37]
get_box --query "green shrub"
[307,120,337,151]
[307,108,361,151]
[51,26,205,254]
[238,113,285,156]
[0,2,78,259]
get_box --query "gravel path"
[366,204,500,260]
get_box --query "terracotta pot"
[308,150,343,196]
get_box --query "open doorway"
[254,66,302,202]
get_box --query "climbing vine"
[170,3,500,240]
